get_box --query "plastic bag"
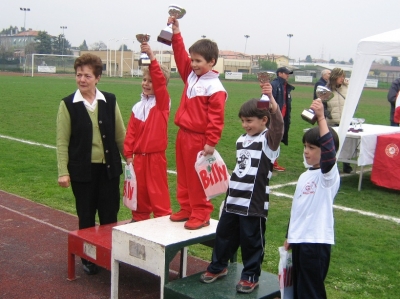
[123,163,137,210]
[194,149,230,200]
[278,246,293,299]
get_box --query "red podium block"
[371,133,400,190]
[67,220,129,281]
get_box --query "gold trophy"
[301,86,333,124]
[157,4,186,46]
[136,34,151,66]
[257,72,275,109]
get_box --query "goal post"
[26,54,78,77]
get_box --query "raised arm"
[261,82,284,151]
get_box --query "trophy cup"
[157,4,186,46]
[257,72,275,109]
[301,86,333,124]
[136,34,151,66]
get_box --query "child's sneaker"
[184,218,210,230]
[236,279,259,293]
[170,210,190,222]
[199,268,228,283]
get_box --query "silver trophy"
[136,34,151,66]
[301,85,333,124]
[157,4,186,46]
[257,72,275,109]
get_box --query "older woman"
[56,53,125,275]
[326,67,352,173]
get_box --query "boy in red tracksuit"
[167,16,228,230]
[124,42,171,221]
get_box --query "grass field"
[0,73,399,298]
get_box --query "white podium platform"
[111,216,218,299]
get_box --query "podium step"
[164,262,280,299]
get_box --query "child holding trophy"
[166,14,228,230]
[284,98,340,299]
[123,42,172,222]
[200,83,283,294]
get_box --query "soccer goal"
[25,54,78,77]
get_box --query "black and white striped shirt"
[225,129,279,217]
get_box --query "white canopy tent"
[337,28,400,156]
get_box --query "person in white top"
[284,98,340,299]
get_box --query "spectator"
[313,69,331,118]
[326,67,352,173]
[271,66,295,171]
[387,77,400,127]
[56,53,126,275]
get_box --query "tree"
[53,34,71,55]
[118,44,130,51]
[390,56,399,66]
[305,55,312,62]
[0,25,19,35]
[35,31,53,54]
[0,44,14,60]
[90,41,107,51]
[349,58,354,64]
[329,59,335,64]
[259,59,277,71]
[79,40,88,51]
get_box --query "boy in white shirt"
[284,98,340,299]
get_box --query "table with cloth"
[334,124,400,190]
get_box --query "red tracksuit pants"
[132,151,171,221]
[175,129,214,221]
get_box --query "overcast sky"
[2,0,399,62]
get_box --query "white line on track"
[0,134,56,149]
[1,134,399,224]
[0,204,70,233]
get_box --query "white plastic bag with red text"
[194,150,230,200]
[278,246,294,299]
[123,163,137,210]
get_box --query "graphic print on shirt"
[195,85,206,96]
[302,180,317,195]
[237,150,251,178]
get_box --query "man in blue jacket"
[313,69,331,119]
[271,67,295,171]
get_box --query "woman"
[326,67,352,173]
[56,53,126,275]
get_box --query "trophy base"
[139,58,151,66]
[157,30,173,46]
[301,109,317,125]
[257,101,269,110]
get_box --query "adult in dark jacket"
[313,69,331,118]
[56,53,126,275]
[387,78,400,127]
[271,67,295,171]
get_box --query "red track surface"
[0,190,208,299]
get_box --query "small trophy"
[136,34,151,66]
[257,72,275,109]
[301,86,333,124]
[157,4,186,46]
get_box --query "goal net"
[25,54,78,77]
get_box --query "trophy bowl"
[301,86,333,124]
[315,85,333,102]
[256,72,275,109]
[157,4,186,46]
[257,71,275,84]
[136,34,151,66]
